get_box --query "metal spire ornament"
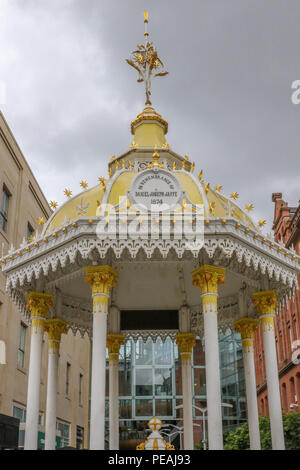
[126,11,168,105]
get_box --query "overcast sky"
[0,0,299,229]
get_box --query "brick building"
[255,193,300,415]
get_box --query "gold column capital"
[252,290,278,332]
[107,333,125,363]
[234,317,258,339]
[85,266,117,314]
[176,333,196,360]
[191,265,226,294]
[45,318,68,352]
[26,292,53,332]
[26,291,53,317]
[234,317,258,352]
[85,265,117,295]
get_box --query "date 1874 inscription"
[130,169,182,211]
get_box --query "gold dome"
[44,168,255,234]
[43,106,256,234]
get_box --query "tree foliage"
[223,412,300,450]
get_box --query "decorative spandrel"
[126,11,168,105]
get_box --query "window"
[66,363,71,396]
[27,223,35,242]
[56,420,70,448]
[0,186,10,232]
[79,373,83,405]
[13,404,26,448]
[13,404,26,423]
[76,426,84,449]
[288,323,293,351]
[18,323,27,368]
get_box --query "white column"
[176,333,195,450]
[24,292,52,450]
[85,266,117,450]
[203,303,223,449]
[109,359,119,449]
[192,265,226,450]
[234,318,261,450]
[44,319,67,450]
[253,290,285,450]
[107,334,124,450]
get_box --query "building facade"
[255,193,300,415]
[0,111,90,449]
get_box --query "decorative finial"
[230,192,239,200]
[148,146,164,169]
[80,181,88,190]
[126,11,168,105]
[258,219,266,227]
[209,202,216,215]
[64,189,72,198]
[198,170,203,181]
[215,185,223,192]
[37,217,45,226]
[50,201,58,210]
[245,204,254,212]
[98,177,107,192]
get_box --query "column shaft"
[203,301,223,449]
[234,318,261,450]
[192,265,226,450]
[85,266,117,450]
[253,290,285,450]
[182,356,193,450]
[45,352,59,450]
[243,346,261,449]
[109,358,119,449]
[262,322,285,449]
[90,306,107,449]
[25,326,44,450]
[24,292,52,450]
[176,333,195,450]
[44,319,67,450]
[107,333,124,450]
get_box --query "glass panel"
[18,430,25,447]
[119,420,148,443]
[18,350,24,368]
[119,342,132,396]
[0,188,9,231]
[194,367,206,396]
[154,338,172,365]
[19,324,26,351]
[154,368,172,396]
[135,399,153,417]
[13,406,25,422]
[223,399,236,417]
[175,356,182,396]
[135,369,153,396]
[175,398,183,420]
[155,399,173,416]
[135,339,152,365]
[119,369,132,396]
[119,399,132,419]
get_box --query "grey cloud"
[1,0,299,227]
